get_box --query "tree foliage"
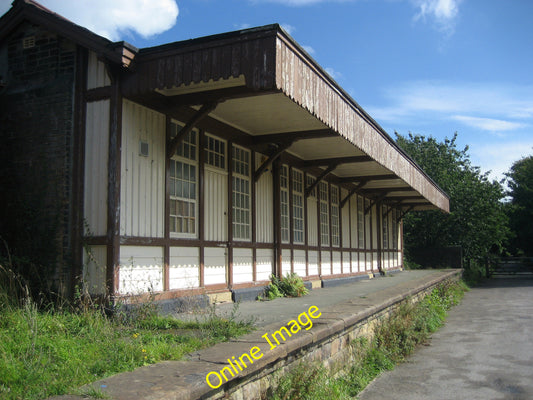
[395,132,509,265]
[505,155,533,255]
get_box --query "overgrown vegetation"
[0,264,254,400]
[267,280,468,400]
[262,273,309,300]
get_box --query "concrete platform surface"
[358,275,533,400]
[48,269,460,400]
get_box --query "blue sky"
[2,0,532,182]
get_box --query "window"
[232,146,251,240]
[331,185,340,247]
[392,209,398,250]
[382,206,389,249]
[169,122,198,236]
[204,134,226,169]
[306,175,316,197]
[280,165,290,243]
[319,181,329,246]
[292,169,304,244]
[357,196,364,248]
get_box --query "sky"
[1,0,532,183]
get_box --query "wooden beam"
[359,187,414,194]
[166,102,218,159]
[397,205,415,222]
[339,180,368,208]
[297,155,372,168]
[338,174,398,183]
[245,129,334,147]
[365,192,389,215]
[253,141,292,182]
[161,86,280,107]
[305,164,337,198]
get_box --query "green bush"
[263,273,309,300]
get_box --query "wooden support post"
[397,205,415,222]
[253,141,292,182]
[340,180,368,209]
[305,164,337,198]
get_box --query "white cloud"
[281,23,296,35]
[302,45,316,55]
[368,81,533,133]
[470,141,533,183]
[451,116,528,135]
[410,0,461,35]
[15,0,179,41]
[325,67,343,81]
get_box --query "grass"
[262,273,309,300]
[266,279,468,400]
[0,268,253,400]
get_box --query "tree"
[395,132,509,270]
[505,155,533,255]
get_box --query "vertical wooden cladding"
[87,51,111,89]
[204,166,228,241]
[120,100,165,238]
[123,34,277,95]
[84,100,109,236]
[255,155,274,243]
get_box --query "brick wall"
[0,22,77,296]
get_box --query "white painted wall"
[84,100,109,236]
[332,251,342,275]
[256,249,273,281]
[119,246,164,294]
[255,155,274,243]
[281,249,291,276]
[308,251,319,276]
[321,251,331,275]
[169,247,200,289]
[120,100,165,238]
[204,247,227,285]
[343,251,351,274]
[82,245,107,295]
[341,189,350,248]
[293,250,306,277]
[233,248,253,284]
[204,167,228,241]
[87,51,111,89]
[350,196,358,248]
[307,196,318,246]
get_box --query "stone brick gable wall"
[0,21,77,297]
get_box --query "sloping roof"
[0,2,449,212]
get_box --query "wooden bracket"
[253,141,293,182]
[364,192,389,215]
[305,164,337,198]
[396,205,415,222]
[339,180,368,208]
[167,101,218,159]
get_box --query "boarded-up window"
[331,185,340,247]
[292,169,304,244]
[319,181,329,246]
[170,122,198,236]
[232,146,251,240]
[280,165,289,243]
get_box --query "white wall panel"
[342,252,351,274]
[255,156,274,243]
[233,248,253,284]
[204,247,227,285]
[350,196,358,248]
[84,100,109,236]
[341,189,350,248]
[119,246,164,294]
[307,197,318,246]
[351,251,359,273]
[308,251,319,276]
[281,249,291,277]
[372,252,378,272]
[82,245,107,295]
[204,167,228,241]
[169,247,199,289]
[87,51,111,89]
[332,251,342,275]
[121,100,165,238]
[256,249,273,281]
[293,250,306,277]
[321,251,331,275]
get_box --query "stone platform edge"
[50,269,462,400]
